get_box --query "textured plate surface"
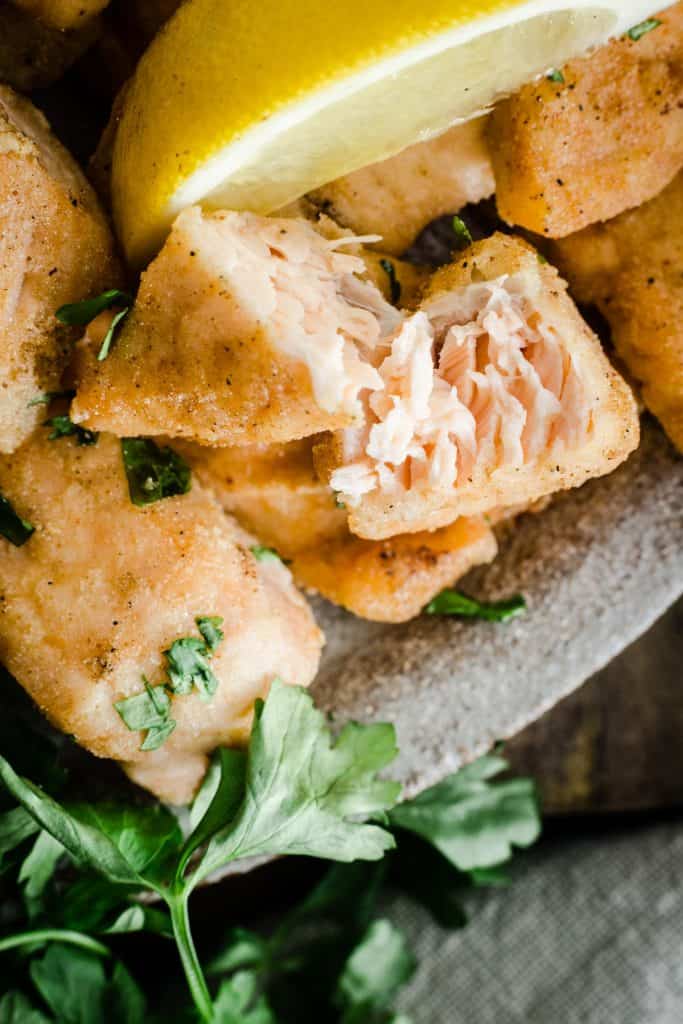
[310,420,682,798]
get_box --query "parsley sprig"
[56,289,132,362]
[0,680,540,1022]
[43,415,98,447]
[0,492,35,547]
[121,438,192,507]
[425,589,526,622]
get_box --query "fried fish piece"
[0,86,119,454]
[0,430,323,804]
[72,207,403,446]
[0,3,101,90]
[317,234,639,540]
[10,0,108,30]
[488,4,683,238]
[552,172,683,450]
[182,438,497,624]
[308,117,495,256]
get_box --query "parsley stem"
[168,888,214,1022]
[0,928,110,957]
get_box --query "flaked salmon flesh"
[72,207,402,445]
[330,274,593,504]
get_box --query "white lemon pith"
[111,0,671,266]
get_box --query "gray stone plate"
[310,419,682,799]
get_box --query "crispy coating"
[308,117,495,256]
[488,4,683,237]
[0,431,323,803]
[72,207,403,446]
[182,438,497,624]
[316,235,639,540]
[0,86,119,454]
[11,0,108,30]
[552,172,683,450]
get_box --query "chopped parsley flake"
[27,389,75,408]
[626,18,661,41]
[425,590,526,622]
[121,438,191,507]
[452,215,473,252]
[0,493,34,547]
[379,258,402,304]
[44,415,98,447]
[115,616,224,748]
[56,289,132,363]
[250,544,284,564]
[547,68,565,83]
[114,679,176,751]
[334,493,346,510]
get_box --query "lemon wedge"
[111,0,668,265]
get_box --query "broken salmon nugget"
[182,438,497,624]
[552,173,683,450]
[308,117,495,256]
[0,430,323,804]
[488,4,683,237]
[72,207,402,446]
[317,234,639,540]
[0,86,119,454]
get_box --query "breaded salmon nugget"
[488,4,683,238]
[11,0,108,30]
[72,207,403,446]
[552,173,683,450]
[0,86,119,454]
[308,116,495,256]
[0,430,323,804]
[182,438,497,624]
[317,235,639,540]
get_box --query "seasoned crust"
[488,3,683,237]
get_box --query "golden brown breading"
[0,86,119,454]
[316,234,639,540]
[182,438,497,624]
[488,4,683,238]
[0,431,323,804]
[308,117,494,256]
[72,207,403,446]
[11,0,108,30]
[552,172,683,450]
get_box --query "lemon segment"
[112,0,670,266]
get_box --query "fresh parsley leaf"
[546,68,564,83]
[193,681,400,883]
[626,17,661,40]
[104,905,172,938]
[212,971,276,1024]
[19,831,64,918]
[30,944,109,1024]
[425,589,526,622]
[0,991,51,1024]
[0,493,34,547]
[0,756,163,886]
[67,803,182,883]
[196,616,225,653]
[27,389,76,408]
[177,748,247,880]
[451,215,473,251]
[389,754,540,871]
[165,638,218,700]
[108,962,146,1024]
[379,259,402,305]
[97,307,130,362]
[0,806,39,859]
[120,438,191,507]
[336,919,415,1022]
[114,681,177,752]
[43,416,98,447]
[207,929,269,977]
[56,289,131,327]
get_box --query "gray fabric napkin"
[392,822,683,1023]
